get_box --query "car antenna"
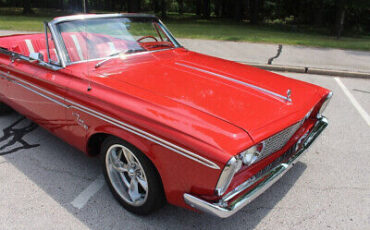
[83,19,92,92]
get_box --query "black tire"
[0,102,12,114]
[100,136,165,215]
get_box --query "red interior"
[0,32,174,63]
[60,32,134,62]
[0,33,58,62]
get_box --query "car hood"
[88,49,327,142]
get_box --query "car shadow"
[1,111,307,230]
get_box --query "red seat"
[61,32,89,62]
[61,32,131,62]
[0,33,58,63]
[0,32,136,64]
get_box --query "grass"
[165,21,370,51]
[0,8,369,51]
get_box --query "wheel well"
[86,133,110,156]
[86,133,166,200]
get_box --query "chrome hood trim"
[176,62,292,103]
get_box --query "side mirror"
[29,52,44,63]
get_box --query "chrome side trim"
[0,70,66,103]
[184,117,328,218]
[68,103,220,169]
[13,80,68,108]
[176,62,292,103]
[0,70,220,170]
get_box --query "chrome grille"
[255,144,296,179]
[259,120,304,159]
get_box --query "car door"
[6,36,70,139]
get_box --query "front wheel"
[101,136,165,215]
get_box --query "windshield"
[56,17,180,63]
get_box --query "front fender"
[86,124,223,208]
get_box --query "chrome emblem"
[286,89,292,102]
[72,112,89,130]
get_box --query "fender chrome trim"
[0,70,220,170]
[184,117,328,218]
[176,62,292,103]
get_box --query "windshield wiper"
[95,48,145,68]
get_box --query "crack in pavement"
[268,44,283,64]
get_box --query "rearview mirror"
[29,52,44,63]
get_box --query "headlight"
[215,157,242,196]
[317,92,333,118]
[239,143,264,166]
[215,143,264,196]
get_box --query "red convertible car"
[0,14,332,217]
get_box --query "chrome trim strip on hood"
[176,62,292,103]
[0,70,220,170]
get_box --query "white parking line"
[335,77,370,126]
[71,175,105,209]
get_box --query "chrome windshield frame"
[48,13,182,67]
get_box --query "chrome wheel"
[105,144,148,206]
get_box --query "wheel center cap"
[128,168,135,176]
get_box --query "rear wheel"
[100,136,165,215]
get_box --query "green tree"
[22,0,34,14]
[160,0,167,18]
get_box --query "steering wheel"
[137,36,158,43]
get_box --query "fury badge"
[72,112,89,130]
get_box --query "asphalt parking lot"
[0,72,369,230]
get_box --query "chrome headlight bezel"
[215,157,242,196]
[215,143,264,196]
[317,92,333,118]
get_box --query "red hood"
[75,49,328,143]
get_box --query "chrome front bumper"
[184,117,328,218]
